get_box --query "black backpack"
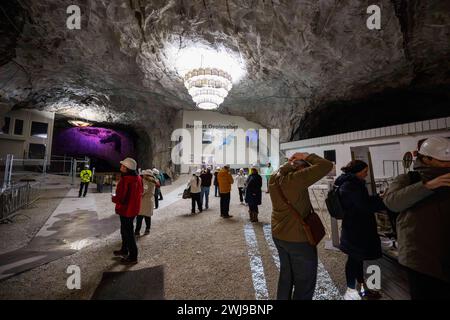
[325,185,345,220]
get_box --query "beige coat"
[139,174,157,217]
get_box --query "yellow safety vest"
[80,169,92,183]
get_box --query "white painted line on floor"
[244,223,269,300]
[262,223,342,300]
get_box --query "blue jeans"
[273,238,318,300]
[200,186,210,208]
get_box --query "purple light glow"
[53,127,135,168]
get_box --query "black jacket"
[245,174,262,206]
[335,173,386,260]
[213,172,219,186]
[200,172,212,187]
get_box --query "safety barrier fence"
[0,181,41,222]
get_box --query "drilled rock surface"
[1,0,449,147]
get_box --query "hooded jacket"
[384,162,450,282]
[139,174,157,217]
[112,174,143,218]
[269,154,333,243]
[335,173,385,260]
[217,169,234,193]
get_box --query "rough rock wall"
[0,0,449,146]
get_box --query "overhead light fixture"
[162,40,246,110]
[184,68,232,110]
[68,120,93,127]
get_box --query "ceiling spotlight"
[68,120,93,127]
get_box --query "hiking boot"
[144,229,150,235]
[223,215,233,219]
[134,231,140,237]
[113,250,128,256]
[120,256,138,265]
[344,288,362,300]
[252,212,259,223]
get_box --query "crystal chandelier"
[184,68,232,110]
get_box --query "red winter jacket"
[112,174,143,218]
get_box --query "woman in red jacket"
[112,157,143,264]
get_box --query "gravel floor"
[0,175,351,300]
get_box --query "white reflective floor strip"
[262,223,342,300]
[244,223,269,300]
[0,255,47,280]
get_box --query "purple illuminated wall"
[52,127,135,168]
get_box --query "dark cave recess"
[292,86,450,140]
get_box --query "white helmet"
[195,169,202,176]
[152,168,160,175]
[120,157,137,170]
[419,137,450,161]
[141,169,154,176]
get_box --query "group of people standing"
[186,165,264,222]
[268,136,450,301]
[110,157,165,265]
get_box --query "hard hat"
[152,168,160,175]
[418,137,450,161]
[84,164,90,168]
[195,169,201,176]
[120,157,137,170]
[239,168,244,172]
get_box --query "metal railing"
[0,181,41,222]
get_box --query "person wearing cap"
[384,136,450,299]
[213,166,221,197]
[236,168,248,204]
[217,165,234,218]
[152,168,163,208]
[245,167,262,222]
[135,169,157,236]
[111,157,143,264]
[188,169,203,214]
[78,164,92,198]
[200,167,213,210]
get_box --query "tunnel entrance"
[52,115,139,172]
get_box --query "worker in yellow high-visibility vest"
[79,164,92,198]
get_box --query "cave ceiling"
[1,0,449,141]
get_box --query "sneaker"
[344,288,362,300]
[113,250,128,256]
[144,229,150,235]
[120,256,138,265]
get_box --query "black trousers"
[238,187,245,202]
[154,189,159,208]
[249,203,259,213]
[345,256,364,289]
[79,182,89,197]
[407,268,450,300]
[158,188,163,200]
[220,193,231,216]
[214,185,219,197]
[135,215,151,232]
[191,192,202,213]
[120,215,138,259]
